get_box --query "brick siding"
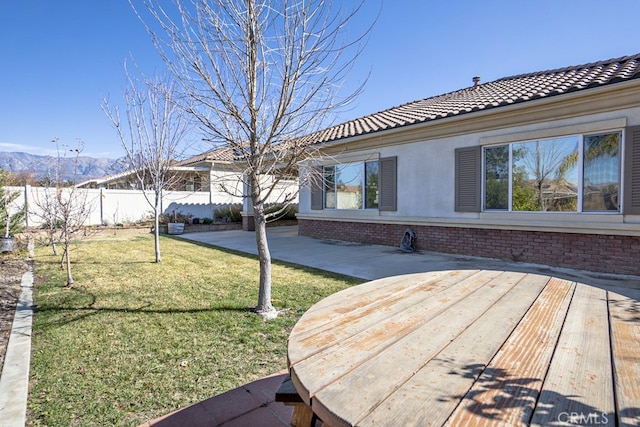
[298,219,640,276]
[242,215,255,231]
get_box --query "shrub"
[41,219,65,230]
[160,211,192,224]
[265,203,298,221]
[214,204,242,223]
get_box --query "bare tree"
[34,185,61,256]
[102,69,190,263]
[31,140,94,287]
[132,0,374,319]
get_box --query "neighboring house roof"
[178,145,238,165]
[303,52,640,145]
[76,146,239,187]
[75,168,136,188]
[76,164,209,188]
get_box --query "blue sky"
[2,0,640,159]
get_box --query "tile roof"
[304,52,640,145]
[177,145,238,165]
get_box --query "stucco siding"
[300,107,640,225]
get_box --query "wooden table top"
[287,270,640,426]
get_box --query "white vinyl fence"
[5,186,248,228]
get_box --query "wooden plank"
[308,271,547,426]
[290,271,454,337]
[445,277,575,426]
[290,406,315,427]
[289,270,505,405]
[607,286,640,427]
[289,270,495,360]
[290,270,503,405]
[288,271,468,365]
[357,272,551,426]
[530,283,615,427]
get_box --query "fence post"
[24,184,30,229]
[100,187,104,226]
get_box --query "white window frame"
[323,160,379,210]
[482,131,621,214]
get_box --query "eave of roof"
[83,165,209,186]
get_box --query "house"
[76,145,297,225]
[296,53,640,276]
[77,146,238,192]
[176,146,299,229]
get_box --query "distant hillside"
[0,152,127,182]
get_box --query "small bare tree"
[132,0,373,318]
[102,69,190,262]
[34,183,61,256]
[31,140,94,287]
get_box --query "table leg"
[291,404,316,427]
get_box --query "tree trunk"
[49,226,59,256]
[64,239,74,287]
[154,191,162,263]
[253,202,277,319]
[4,209,9,238]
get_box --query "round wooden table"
[287,270,639,426]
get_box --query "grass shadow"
[34,285,256,330]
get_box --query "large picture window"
[324,161,379,209]
[483,132,621,212]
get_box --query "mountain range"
[0,152,127,182]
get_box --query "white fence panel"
[85,189,103,225]
[162,191,233,221]
[6,182,296,228]
[101,189,156,225]
[11,186,101,228]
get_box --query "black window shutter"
[455,146,481,212]
[310,166,324,210]
[623,126,640,214]
[379,156,397,211]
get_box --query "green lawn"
[28,230,362,426]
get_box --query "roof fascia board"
[170,166,211,171]
[181,159,235,167]
[97,165,211,185]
